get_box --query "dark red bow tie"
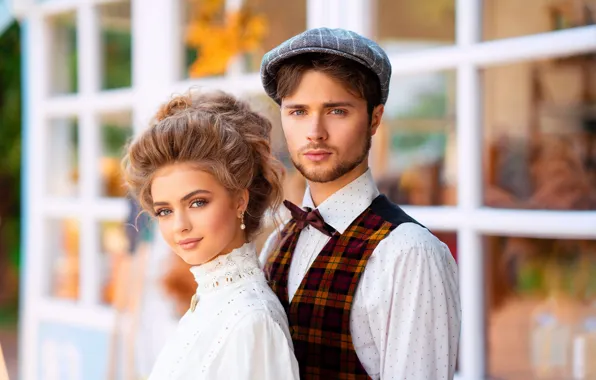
[283,200,335,237]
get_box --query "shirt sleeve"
[206,311,300,380]
[367,223,461,380]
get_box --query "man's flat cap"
[260,27,392,105]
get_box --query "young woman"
[122,90,299,380]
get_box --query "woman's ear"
[237,189,250,216]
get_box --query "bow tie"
[283,200,335,237]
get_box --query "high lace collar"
[188,242,261,295]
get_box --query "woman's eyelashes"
[154,198,209,217]
[190,199,208,208]
[155,208,171,217]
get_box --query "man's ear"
[370,104,385,136]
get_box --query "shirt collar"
[302,169,380,234]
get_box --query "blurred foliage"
[101,123,132,157]
[102,28,132,89]
[0,21,22,189]
[185,0,268,77]
[391,89,449,151]
[402,91,448,119]
[0,21,21,318]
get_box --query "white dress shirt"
[149,242,300,380]
[261,170,461,380]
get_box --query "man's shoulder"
[369,195,424,229]
[374,221,452,262]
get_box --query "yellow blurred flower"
[186,0,268,78]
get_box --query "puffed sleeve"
[205,310,300,380]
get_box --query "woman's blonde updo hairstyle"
[122,90,285,240]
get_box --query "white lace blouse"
[147,242,299,380]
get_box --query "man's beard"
[292,128,372,183]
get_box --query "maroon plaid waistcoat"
[264,195,423,379]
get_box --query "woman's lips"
[178,238,203,250]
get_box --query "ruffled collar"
[188,242,261,295]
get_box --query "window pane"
[47,218,80,300]
[242,0,307,73]
[374,70,457,206]
[99,220,130,306]
[47,118,79,197]
[181,0,306,78]
[99,111,133,197]
[376,0,455,52]
[99,1,132,90]
[483,0,594,41]
[48,12,77,95]
[483,56,596,210]
[485,235,596,379]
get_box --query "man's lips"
[303,150,332,162]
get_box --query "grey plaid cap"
[260,27,392,105]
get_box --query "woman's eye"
[190,199,207,208]
[155,209,171,217]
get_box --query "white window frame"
[18,0,596,379]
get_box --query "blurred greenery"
[66,24,78,93]
[185,46,199,79]
[102,123,132,157]
[0,21,21,319]
[402,91,448,119]
[55,20,77,94]
[0,21,21,190]
[390,89,449,151]
[102,28,132,89]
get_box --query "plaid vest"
[264,195,423,379]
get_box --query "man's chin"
[297,165,343,183]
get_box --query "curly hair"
[122,89,285,241]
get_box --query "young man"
[260,28,461,379]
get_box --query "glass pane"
[485,235,596,379]
[47,118,79,197]
[48,12,77,95]
[376,0,455,52]
[483,56,596,210]
[99,1,132,90]
[99,111,133,197]
[374,70,457,206]
[483,0,594,41]
[181,0,306,78]
[99,220,130,306]
[47,218,80,300]
[242,0,307,73]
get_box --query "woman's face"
[150,162,247,266]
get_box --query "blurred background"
[0,0,595,379]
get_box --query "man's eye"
[290,110,306,116]
[330,109,346,115]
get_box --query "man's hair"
[275,53,382,117]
